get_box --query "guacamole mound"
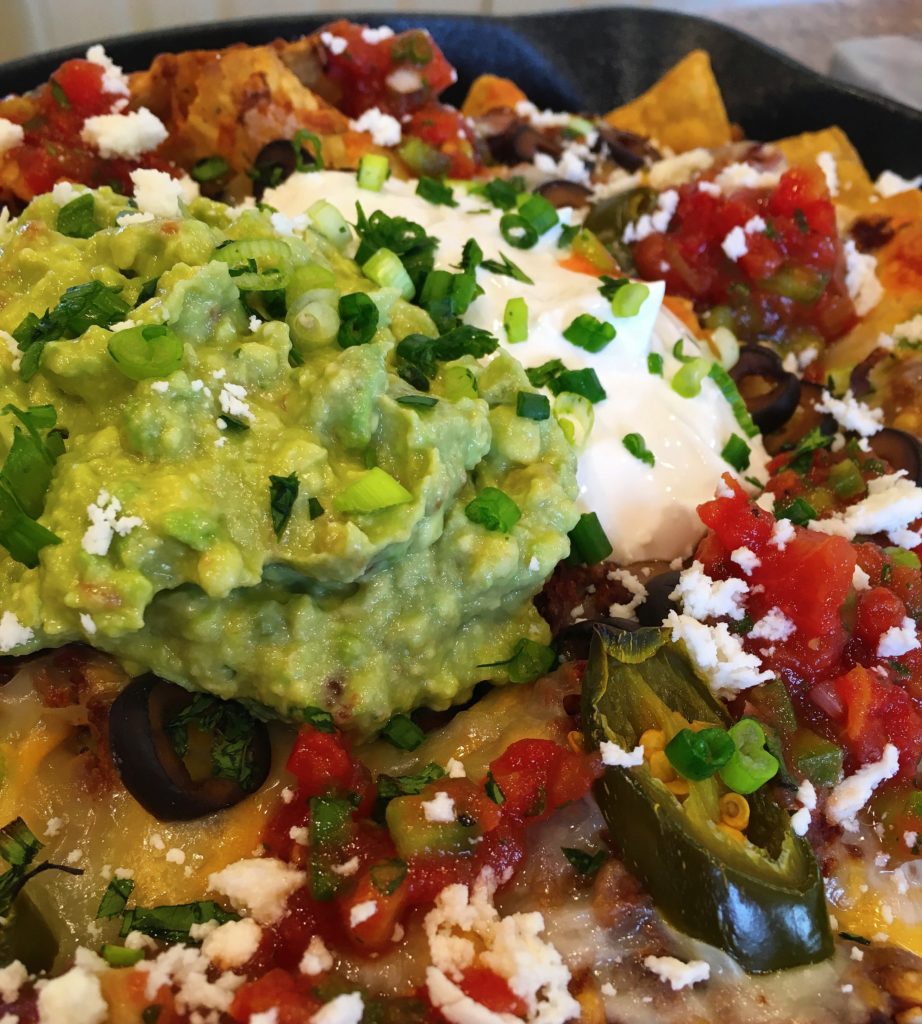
[0,182,579,731]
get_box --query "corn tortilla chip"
[461,74,527,118]
[775,126,873,207]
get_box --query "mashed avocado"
[0,181,579,731]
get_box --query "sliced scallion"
[357,153,390,192]
[214,238,292,291]
[381,713,425,751]
[610,281,650,318]
[721,433,751,471]
[568,511,612,564]
[563,313,616,353]
[499,213,538,250]
[337,292,379,348]
[516,391,549,420]
[708,363,760,438]
[671,357,710,398]
[553,392,594,449]
[416,176,457,207]
[549,367,606,404]
[503,297,528,343]
[647,352,664,376]
[333,467,412,514]
[519,193,558,235]
[362,247,414,300]
[465,487,521,533]
[307,200,351,249]
[108,324,184,381]
[623,432,655,467]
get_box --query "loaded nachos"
[0,20,919,1024]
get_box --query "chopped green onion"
[357,153,391,191]
[708,363,760,438]
[557,224,579,248]
[526,359,566,389]
[568,511,612,564]
[101,944,144,968]
[476,176,525,211]
[1,404,64,519]
[292,130,324,172]
[354,205,437,298]
[307,199,352,249]
[214,238,292,291]
[647,353,664,376]
[563,314,616,353]
[665,727,735,781]
[566,116,595,137]
[108,324,184,381]
[334,468,412,514]
[136,277,159,304]
[710,326,740,369]
[416,177,457,207]
[190,156,230,183]
[465,487,521,533]
[57,193,99,239]
[269,472,299,538]
[290,300,339,348]
[549,368,607,404]
[623,432,655,467]
[553,392,594,449]
[397,393,438,409]
[719,719,779,794]
[480,252,534,284]
[49,78,70,109]
[598,275,631,301]
[671,357,710,398]
[499,213,538,249]
[337,292,379,348]
[300,706,335,732]
[561,847,608,877]
[395,326,498,386]
[362,247,414,300]
[479,637,556,683]
[721,434,751,471]
[516,391,549,421]
[381,714,425,751]
[503,297,529,343]
[776,496,816,525]
[672,338,696,364]
[610,282,649,318]
[459,238,483,272]
[442,365,478,401]
[519,194,558,235]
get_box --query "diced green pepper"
[308,795,354,901]
[748,679,798,736]
[789,728,844,787]
[828,459,867,500]
[385,789,481,858]
[582,625,833,973]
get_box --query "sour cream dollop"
[267,171,769,563]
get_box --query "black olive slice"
[108,674,271,821]
[486,123,561,165]
[867,427,922,487]
[555,616,639,662]
[535,179,593,209]
[729,344,802,434]
[250,137,320,200]
[594,124,661,171]
[635,570,682,627]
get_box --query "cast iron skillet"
[0,8,918,176]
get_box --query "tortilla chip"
[775,126,874,207]
[604,50,732,152]
[461,74,527,118]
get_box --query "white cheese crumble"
[607,567,648,618]
[218,382,254,422]
[138,942,245,1016]
[843,239,883,316]
[877,616,920,659]
[826,743,900,830]
[623,189,679,243]
[0,611,33,652]
[79,613,97,636]
[643,955,710,990]
[600,740,645,768]
[36,966,108,1024]
[129,168,199,218]
[349,107,402,148]
[666,611,772,698]
[320,32,348,55]
[669,560,748,620]
[808,472,922,546]
[81,489,143,556]
[0,117,24,155]
[534,145,593,186]
[513,100,572,129]
[721,226,748,261]
[165,847,186,865]
[697,179,722,197]
[714,162,781,193]
[816,151,839,196]
[790,778,818,836]
[350,900,378,928]
[81,107,167,159]
[331,857,360,877]
[874,169,922,197]
[769,517,795,551]
[310,992,364,1024]
[0,961,28,1003]
[85,45,130,97]
[361,26,395,44]
[446,757,467,779]
[208,858,305,924]
[45,816,64,837]
[422,791,456,823]
[200,917,262,968]
[880,313,922,352]
[730,546,761,576]
[852,565,871,591]
[748,606,796,642]
[50,181,83,206]
[300,935,334,975]
[424,870,579,1024]
[814,388,883,436]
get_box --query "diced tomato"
[458,968,527,1017]
[50,59,110,116]
[286,725,355,796]
[487,738,600,823]
[340,864,410,949]
[230,969,320,1024]
[403,103,480,179]
[854,587,908,653]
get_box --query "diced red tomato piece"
[230,969,320,1024]
[458,967,527,1017]
[487,738,600,822]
